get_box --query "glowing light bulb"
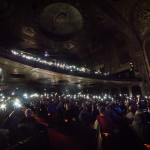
[0,104,6,109]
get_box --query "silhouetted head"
[128,105,133,112]
[99,106,105,115]
[25,109,32,118]
[135,109,142,116]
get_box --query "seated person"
[5,110,20,144]
[0,129,9,150]
[94,106,114,133]
[132,113,150,144]
[22,109,36,124]
[18,109,37,138]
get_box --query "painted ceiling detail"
[39,3,83,41]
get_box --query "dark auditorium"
[0,0,150,150]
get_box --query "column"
[128,86,132,97]
[139,82,145,97]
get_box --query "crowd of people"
[0,91,150,150]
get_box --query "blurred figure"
[95,106,114,133]
[7,110,19,143]
[126,105,135,123]
[132,113,150,144]
[144,107,150,125]
[18,109,37,139]
[64,103,72,121]
[55,102,64,125]
[47,102,56,114]
[148,107,150,114]
[135,109,142,116]
[79,106,90,126]
[23,108,36,124]
[0,129,9,150]
[22,104,27,113]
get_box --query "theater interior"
[0,0,150,150]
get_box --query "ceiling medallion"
[54,11,68,25]
[39,3,83,41]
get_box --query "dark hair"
[99,106,105,114]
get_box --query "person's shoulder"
[126,111,132,117]
[96,115,102,120]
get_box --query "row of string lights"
[11,50,110,76]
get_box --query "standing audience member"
[79,106,90,127]
[126,105,135,123]
[95,106,114,133]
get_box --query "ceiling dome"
[39,3,83,41]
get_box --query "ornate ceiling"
[1,0,150,46]
[0,0,148,59]
[39,3,83,41]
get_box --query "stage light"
[0,104,6,109]
[23,93,28,98]
[11,92,15,95]
[14,100,21,108]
